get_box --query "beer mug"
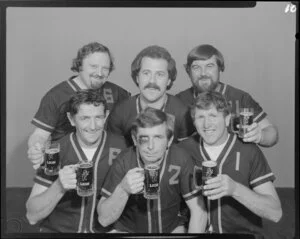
[143,164,160,200]
[202,161,218,195]
[76,161,94,197]
[44,142,60,176]
[238,108,254,138]
[193,165,202,190]
[230,113,240,134]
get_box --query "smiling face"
[194,105,230,146]
[79,52,111,89]
[189,55,220,93]
[134,123,170,164]
[68,103,106,148]
[136,57,171,103]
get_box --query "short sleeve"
[249,146,275,189]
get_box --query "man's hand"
[27,142,45,166]
[242,122,262,144]
[203,174,237,200]
[58,165,78,191]
[120,167,144,195]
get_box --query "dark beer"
[44,148,60,176]
[77,162,94,197]
[230,114,240,133]
[193,166,202,190]
[239,110,254,138]
[144,164,160,200]
[202,161,218,189]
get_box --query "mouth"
[203,129,215,135]
[145,87,160,91]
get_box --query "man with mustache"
[28,42,131,168]
[107,45,193,146]
[176,44,278,147]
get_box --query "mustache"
[144,83,160,90]
[91,74,106,80]
[199,76,212,80]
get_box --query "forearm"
[98,184,129,227]
[187,197,207,233]
[259,125,278,147]
[26,180,65,224]
[232,183,282,222]
[188,210,207,233]
[28,129,50,148]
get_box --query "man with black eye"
[176,44,278,147]
[97,107,207,233]
[28,42,130,168]
[106,45,193,146]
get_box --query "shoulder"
[168,144,193,162]
[167,94,189,112]
[177,134,199,151]
[106,132,128,149]
[114,95,137,108]
[223,83,252,98]
[175,87,193,98]
[104,81,130,94]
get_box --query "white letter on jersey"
[108,148,121,166]
[168,165,181,185]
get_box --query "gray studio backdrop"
[6,2,296,187]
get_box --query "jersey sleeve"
[31,91,59,132]
[249,145,276,189]
[33,167,58,187]
[241,92,267,123]
[118,87,131,102]
[178,149,201,201]
[100,153,127,198]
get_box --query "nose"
[200,67,207,76]
[204,117,211,128]
[149,73,157,83]
[147,138,154,150]
[90,118,96,130]
[95,67,103,77]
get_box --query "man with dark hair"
[107,45,193,146]
[28,42,130,167]
[97,107,207,233]
[176,44,278,147]
[178,91,282,237]
[26,89,127,233]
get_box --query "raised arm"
[27,128,51,166]
[186,196,207,233]
[204,174,282,222]
[97,167,144,227]
[244,118,279,147]
[26,165,77,224]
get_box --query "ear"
[131,133,137,146]
[167,78,171,88]
[67,112,75,126]
[225,114,231,128]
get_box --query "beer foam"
[240,111,254,117]
[45,148,59,154]
[202,161,217,167]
